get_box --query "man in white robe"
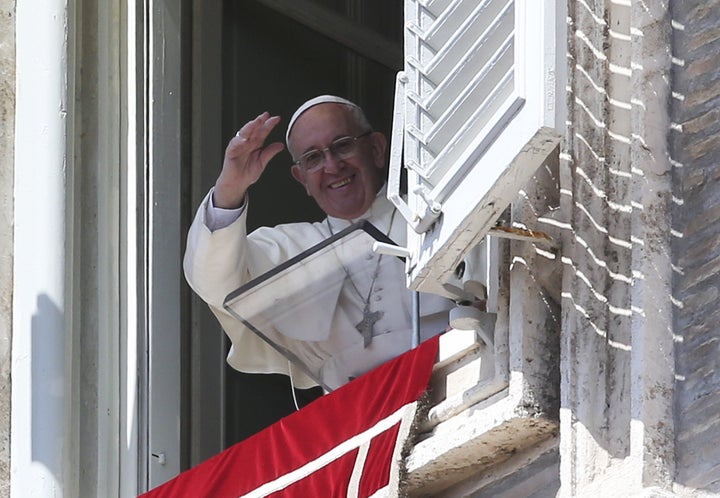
[184,96,452,391]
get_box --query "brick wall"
[670,0,720,492]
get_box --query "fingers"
[234,112,281,145]
[225,112,285,165]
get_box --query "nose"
[321,150,344,173]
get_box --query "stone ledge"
[424,328,507,430]
[404,389,558,496]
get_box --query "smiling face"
[289,103,387,220]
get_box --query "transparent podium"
[223,221,403,392]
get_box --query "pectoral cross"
[356,303,384,348]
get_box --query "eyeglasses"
[294,131,372,172]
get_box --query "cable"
[288,360,300,411]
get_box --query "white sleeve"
[205,187,247,231]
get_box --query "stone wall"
[0,0,15,495]
[561,0,638,490]
[669,1,720,493]
[560,0,677,495]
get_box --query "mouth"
[329,176,353,189]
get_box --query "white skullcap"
[285,95,361,145]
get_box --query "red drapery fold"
[141,336,439,498]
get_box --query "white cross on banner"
[140,336,439,498]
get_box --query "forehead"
[289,104,359,152]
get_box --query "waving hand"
[213,112,285,209]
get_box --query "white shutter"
[388,0,563,296]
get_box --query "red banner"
[141,336,439,498]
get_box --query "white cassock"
[183,186,452,390]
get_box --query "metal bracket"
[152,452,167,466]
[488,226,557,249]
[387,71,442,234]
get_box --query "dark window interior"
[220,0,402,445]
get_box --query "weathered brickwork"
[670,0,720,492]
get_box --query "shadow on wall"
[31,294,65,484]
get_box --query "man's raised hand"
[213,112,285,209]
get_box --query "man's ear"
[290,164,311,195]
[369,132,388,169]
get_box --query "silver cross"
[356,304,384,348]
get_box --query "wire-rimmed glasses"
[293,131,372,172]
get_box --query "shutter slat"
[419,0,487,48]
[415,28,513,132]
[405,0,515,182]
